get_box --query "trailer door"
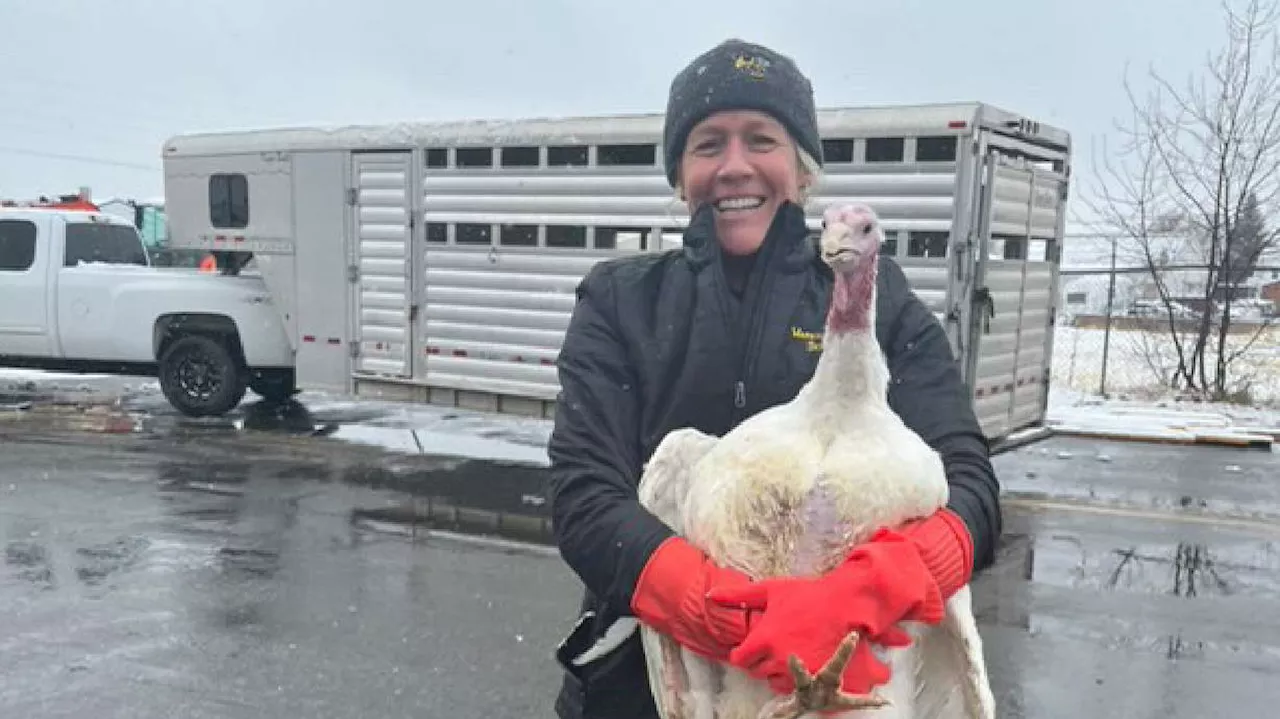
[967,149,1067,440]
[351,151,415,378]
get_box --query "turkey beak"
[821,224,859,266]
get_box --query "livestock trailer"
[161,102,1071,444]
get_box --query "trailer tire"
[158,335,247,417]
[248,369,298,403]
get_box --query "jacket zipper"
[730,252,777,420]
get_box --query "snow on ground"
[296,393,553,465]
[5,321,1277,455]
[0,368,113,382]
[1050,324,1280,406]
[1046,324,1279,444]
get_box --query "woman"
[547,38,1001,719]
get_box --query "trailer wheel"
[158,335,247,417]
[248,369,298,403]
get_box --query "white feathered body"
[636,328,996,719]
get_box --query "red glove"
[630,536,756,661]
[898,507,975,601]
[706,509,974,695]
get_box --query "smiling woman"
[676,110,814,256]
[547,37,1002,719]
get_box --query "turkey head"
[820,202,883,334]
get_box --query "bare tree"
[1084,0,1280,400]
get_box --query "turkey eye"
[862,222,873,235]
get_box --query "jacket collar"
[681,200,816,274]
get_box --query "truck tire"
[248,369,298,403]
[158,335,247,417]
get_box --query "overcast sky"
[0,0,1234,217]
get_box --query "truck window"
[209,173,249,229]
[63,223,149,267]
[0,219,37,271]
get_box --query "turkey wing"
[637,427,725,719]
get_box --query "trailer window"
[209,173,249,229]
[64,223,148,267]
[456,148,493,168]
[916,136,957,162]
[1002,237,1026,260]
[821,139,854,163]
[595,227,647,251]
[548,146,589,167]
[426,222,447,243]
[501,147,540,167]
[0,219,37,271]
[907,231,949,258]
[546,225,586,248]
[500,224,538,246]
[881,231,899,257]
[865,137,904,163]
[597,144,656,166]
[425,149,448,168]
[456,223,492,245]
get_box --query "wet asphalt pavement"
[2,404,1280,718]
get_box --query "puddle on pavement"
[351,500,552,547]
[216,547,281,579]
[1027,532,1280,598]
[4,540,55,587]
[74,536,152,586]
[1,392,48,409]
[974,508,1280,670]
[339,459,551,518]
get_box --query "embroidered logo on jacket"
[789,326,823,353]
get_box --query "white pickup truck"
[0,206,295,417]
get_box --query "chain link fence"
[1051,265,1280,406]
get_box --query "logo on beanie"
[732,53,770,79]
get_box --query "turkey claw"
[757,631,891,719]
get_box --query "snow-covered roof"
[163,102,1070,156]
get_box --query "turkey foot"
[757,631,890,719]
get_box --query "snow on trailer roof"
[162,101,1070,156]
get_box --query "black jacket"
[546,202,1000,719]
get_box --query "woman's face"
[679,110,809,255]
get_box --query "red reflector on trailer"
[302,335,316,343]
[948,120,967,129]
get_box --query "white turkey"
[635,203,997,719]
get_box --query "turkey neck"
[801,261,890,424]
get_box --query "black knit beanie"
[662,38,823,187]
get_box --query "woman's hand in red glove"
[629,536,757,661]
[705,527,947,694]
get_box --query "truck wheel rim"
[174,352,223,401]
